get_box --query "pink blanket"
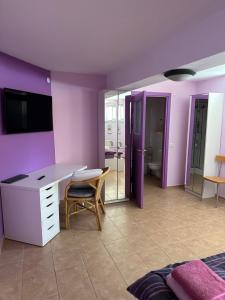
[172,260,225,300]
[166,274,191,300]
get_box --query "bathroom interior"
[144,97,166,187]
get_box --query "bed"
[127,252,225,300]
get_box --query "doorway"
[126,92,171,208]
[144,97,166,188]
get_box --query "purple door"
[125,95,132,199]
[131,92,146,208]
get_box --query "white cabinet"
[0,163,86,246]
[1,182,59,246]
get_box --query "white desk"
[0,163,86,246]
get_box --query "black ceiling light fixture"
[164,68,196,81]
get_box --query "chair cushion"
[72,169,103,181]
[67,185,95,198]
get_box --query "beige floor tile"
[23,246,54,273]
[182,238,225,259]
[162,242,197,263]
[3,239,24,251]
[56,267,97,300]
[53,248,85,272]
[2,177,225,299]
[0,248,23,267]
[0,263,22,300]
[86,265,132,300]
[22,268,58,300]
[50,231,82,252]
[112,253,149,285]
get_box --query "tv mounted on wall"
[2,88,53,134]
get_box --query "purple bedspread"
[127,252,225,300]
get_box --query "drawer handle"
[48,224,54,230]
[46,202,53,208]
[46,194,53,199]
[46,186,53,191]
[47,213,54,219]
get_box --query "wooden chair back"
[65,167,110,200]
[95,167,110,200]
[216,155,225,163]
[216,155,225,176]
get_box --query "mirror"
[104,90,130,202]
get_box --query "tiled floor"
[1,178,225,299]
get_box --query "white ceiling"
[117,52,225,90]
[0,0,224,74]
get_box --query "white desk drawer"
[42,220,60,245]
[42,213,59,233]
[41,201,58,222]
[43,211,58,228]
[40,184,58,199]
[41,192,58,209]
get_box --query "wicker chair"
[64,167,109,230]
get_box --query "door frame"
[132,91,171,189]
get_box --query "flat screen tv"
[2,88,53,134]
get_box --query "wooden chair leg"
[95,202,102,231]
[65,199,69,229]
[99,196,105,214]
[216,184,219,208]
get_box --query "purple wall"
[0,52,55,242]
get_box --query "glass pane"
[104,90,130,202]
[117,94,126,199]
[119,105,124,120]
[104,91,118,201]
[133,100,141,135]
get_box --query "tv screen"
[2,88,53,134]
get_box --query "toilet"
[148,162,161,178]
[144,147,153,175]
[148,149,162,178]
